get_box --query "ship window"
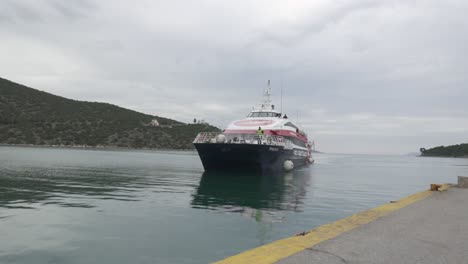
[290,137,307,147]
[248,112,278,117]
[284,122,298,129]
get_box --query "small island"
[420,143,468,158]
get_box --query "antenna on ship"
[280,80,283,115]
[296,110,302,127]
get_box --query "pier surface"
[216,186,468,264]
[277,187,468,264]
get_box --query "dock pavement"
[215,177,468,264]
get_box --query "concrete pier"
[215,184,468,264]
[457,176,468,188]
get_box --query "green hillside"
[0,77,219,149]
[420,143,468,158]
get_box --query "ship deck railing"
[193,132,289,147]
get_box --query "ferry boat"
[193,81,314,172]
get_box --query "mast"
[252,80,277,112]
[265,80,272,106]
[259,80,272,110]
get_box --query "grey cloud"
[251,0,385,48]
[47,0,95,20]
[0,1,45,23]
[0,0,95,24]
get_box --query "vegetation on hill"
[0,77,219,149]
[420,144,468,158]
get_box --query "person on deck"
[257,127,264,144]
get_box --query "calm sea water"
[1,146,467,264]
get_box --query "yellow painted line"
[214,186,446,264]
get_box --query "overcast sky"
[1,0,467,154]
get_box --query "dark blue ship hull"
[194,143,307,172]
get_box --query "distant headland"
[0,77,220,150]
[420,143,468,158]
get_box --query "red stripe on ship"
[224,129,308,143]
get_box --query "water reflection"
[191,169,313,222]
[0,166,146,209]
